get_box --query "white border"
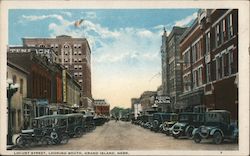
[0,0,249,155]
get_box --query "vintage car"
[139,114,153,129]
[93,116,107,126]
[152,113,177,132]
[65,113,85,137]
[171,112,205,139]
[161,113,178,135]
[16,115,70,148]
[192,110,238,144]
[83,114,96,132]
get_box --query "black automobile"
[16,115,70,148]
[93,116,106,126]
[152,113,177,132]
[65,113,85,137]
[171,112,205,139]
[83,114,96,132]
[192,110,238,144]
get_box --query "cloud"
[60,11,72,17]
[22,14,64,22]
[174,12,197,27]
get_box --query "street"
[28,120,238,150]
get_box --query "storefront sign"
[155,96,170,104]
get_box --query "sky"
[9,9,198,109]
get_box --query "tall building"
[22,35,92,109]
[179,9,238,120]
[161,26,188,112]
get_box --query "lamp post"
[7,79,19,146]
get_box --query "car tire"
[16,136,25,148]
[194,133,201,143]
[213,131,223,144]
[60,134,69,144]
[173,132,181,139]
[75,128,83,138]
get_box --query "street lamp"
[7,78,19,146]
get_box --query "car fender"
[210,128,224,137]
[185,125,194,134]
[192,128,199,136]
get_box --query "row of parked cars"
[131,110,238,144]
[15,113,109,148]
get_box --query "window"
[78,51,82,55]
[183,50,190,69]
[215,24,221,47]
[74,59,78,62]
[223,53,229,77]
[79,65,82,69]
[74,51,77,55]
[65,65,68,69]
[229,48,236,74]
[192,44,197,62]
[78,58,82,62]
[64,45,69,49]
[20,79,23,94]
[222,19,227,41]
[79,72,82,77]
[12,75,17,84]
[216,55,222,80]
[79,79,83,83]
[39,44,45,48]
[193,70,198,88]
[64,58,68,62]
[74,65,78,69]
[227,14,233,38]
[205,32,211,54]
[74,73,78,77]
[198,67,203,86]
[206,63,211,83]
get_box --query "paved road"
[26,120,238,150]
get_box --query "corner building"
[22,35,93,110]
[179,9,238,120]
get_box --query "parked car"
[65,113,85,137]
[83,114,96,132]
[93,116,106,126]
[171,112,205,139]
[192,110,238,144]
[16,115,70,148]
[161,113,178,135]
[152,113,177,132]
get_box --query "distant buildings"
[93,99,110,116]
[22,35,92,109]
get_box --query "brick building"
[179,9,238,120]
[22,35,92,110]
[93,99,110,116]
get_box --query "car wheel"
[75,128,83,138]
[60,134,69,144]
[193,134,201,143]
[173,132,181,139]
[16,136,25,148]
[213,131,223,144]
[186,127,194,138]
[45,136,54,145]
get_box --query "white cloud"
[174,12,197,27]
[85,12,97,19]
[22,14,64,22]
[60,11,72,17]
